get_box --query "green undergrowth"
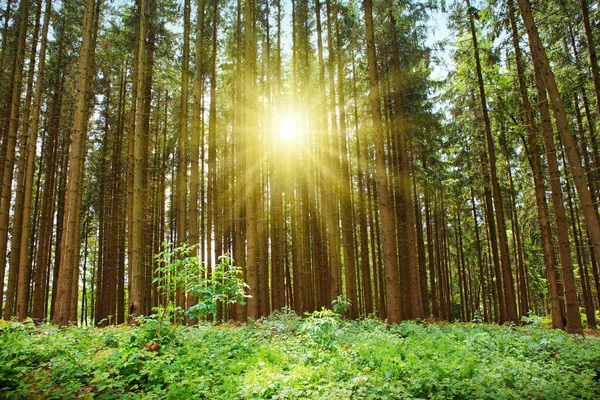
[1,311,600,399]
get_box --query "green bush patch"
[1,318,599,399]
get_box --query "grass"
[1,309,599,399]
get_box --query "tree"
[364,0,402,324]
[52,0,99,326]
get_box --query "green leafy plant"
[332,295,351,316]
[154,242,249,323]
[256,307,302,335]
[521,311,544,327]
[2,319,600,398]
[300,308,340,348]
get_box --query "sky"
[426,8,455,82]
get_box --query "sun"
[279,117,298,141]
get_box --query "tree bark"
[518,0,600,333]
[0,0,31,316]
[52,0,98,326]
[467,3,517,323]
[364,0,402,323]
[129,0,147,322]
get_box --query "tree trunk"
[0,0,31,316]
[52,0,98,326]
[129,0,147,322]
[364,0,401,323]
[244,0,259,319]
[467,3,517,323]
[531,58,582,333]
[507,0,562,328]
[518,0,600,333]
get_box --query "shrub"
[153,243,249,323]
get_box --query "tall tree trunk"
[129,0,147,322]
[17,0,51,315]
[188,0,204,319]
[425,159,437,318]
[5,0,41,320]
[531,58,582,333]
[470,187,488,322]
[52,0,98,326]
[32,22,64,320]
[506,0,562,328]
[244,0,259,319]
[352,50,372,316]
[335,16,358,318]
[579,0,600,120]
[467,3,517,323]
[364,0,402,323]
[387,2,423,319]
[174,0,190,313]
[0,0,31,315]
[518,0,600,333]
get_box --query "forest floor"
[1,310,600,399]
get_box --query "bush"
[154,243,249,323]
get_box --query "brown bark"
[6,0,41,320]
[32,21,64,320]
[188,0,205,320]
[531,58,582,333]
[364,0,402,323]
[470,187,488,322]
[129,0,147,322]
[388,2,423,319]
[425,161,437,317]
[244,0,259,319]
[467,3,517,323]
[507,0,562,329]
[335,17,358,318]
[17,0,50,317]
[352,51,372,316]
[518,0,599,333]
[52,0,98,326]
[0,0,31,316]
[579,0,600,121]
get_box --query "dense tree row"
[0,0,599,334]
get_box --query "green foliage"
[521,311,545,327]
[253,307,302,335]
[1,319,600,399]
[300,308,341,349]
[154,243,249,322]
[332,295,351,316]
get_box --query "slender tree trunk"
[188,0,204,320]
[233,0,246,321]
[467,3,517,323]
[579,0,600,121]
[52,0,98,326]
[388,2,423,319]
[244,0,259,319]
[269,0,285,312]
[352,51,372,316]
[470,187,487,322]
[0,0,31,315]
[518,0,600,333]
[129,0,147,322]
[425,160,437,318]
[530,58,582,333]
[507,0,562,328]
[364,0,401,323]
[5,0,42,320]
[32,24,64,320]
[335,17,358,318]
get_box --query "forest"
[1,0,600,397]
